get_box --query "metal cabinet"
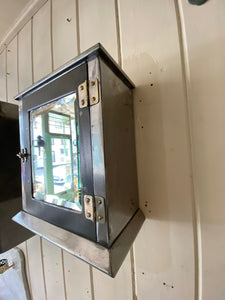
[13,44,144,277]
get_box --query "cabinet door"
[19,62,96,242]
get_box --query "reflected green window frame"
[30,98,81,210]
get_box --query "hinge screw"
[91,81,95,86]
[92,97,96,102]
[86,198,90,203]
[98,216,103,221]
[97,200,102,205]
[80,85,84,90]
[86,212,91,218]
[81,99,85,106]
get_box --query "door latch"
[0,259,14,274]
[17,148,28,163]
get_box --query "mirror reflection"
[30,93,81,211]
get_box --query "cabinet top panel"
[15,43,135,101]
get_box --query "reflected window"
[30,93,81,211]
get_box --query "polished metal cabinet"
[13,44,144,277]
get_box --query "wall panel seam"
[25,241,32,299]
[89,266,95,300]
[40,238,48,300]
[130,246,137,300]
[17,34,20,94]
[6,46,8,102]
[4,48,7,101]
[76,0,81,55]
[31,17,34,84]
[174,1,202,300]
[61,251,68,300]
[26,242,34,300]
[50,0,54,71]
[114,0,122,66]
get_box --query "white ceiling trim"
[0,0,47,53]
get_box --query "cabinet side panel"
[100,58,139,246]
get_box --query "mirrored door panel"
[30,93,82,211]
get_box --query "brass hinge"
[78,80,88,108]
[78,79,99,108]
[84,195,95,222]
[95,196,105,224]
[89,79,99,106]
[84,195,105,223]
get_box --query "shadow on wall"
[124,52,193,223]
[134,83,168,221]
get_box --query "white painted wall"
[0,0,224,299]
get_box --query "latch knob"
[17,148,28,163]
[0,259,14,274]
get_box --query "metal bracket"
[89,78,99,106]
[95,196,105,224]
[78,81,88,108]
[0,259,15,274]
[84,195,95,222]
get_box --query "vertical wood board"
[42,240,65,300]
[92,254,133,300]
[79,0,118,61]
[33,1,52,82]
[18,20,32,92]
[118,0,195,299]
[63,251,92,300]
[179,1,225,299]
[52,0,77,70]
[27,236,47,300]
[0,49,6,101]
[7,37,18,101]
[16,241,31,292]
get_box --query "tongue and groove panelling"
[0,0,207,299]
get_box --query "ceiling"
[0,0,32,42]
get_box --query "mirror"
[30,93,81,211]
